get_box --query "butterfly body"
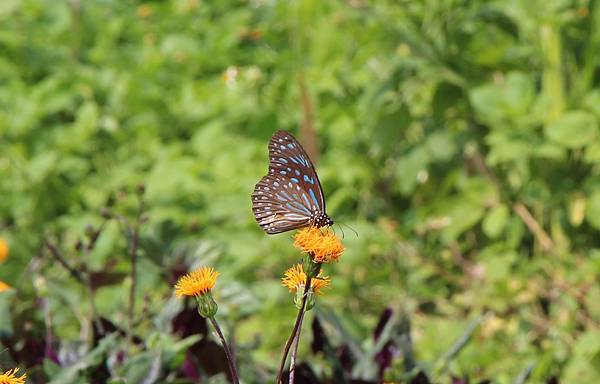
[252,130,333,234]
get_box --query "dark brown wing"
[252,174,312,234]
[251,130,328,234]
[267,130,326,212]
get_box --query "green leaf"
[563,330,600,383]
[584,90,600,118]
[544,111,598,148]
[585,285,600,320]
[585,191,600,230]
[425,131,457,162]
[0,289,15,336]
[483,204,509,238]
[584,140,600,163]
[469,72,534,126]
[395,146,429,195]
[435,197,485,242]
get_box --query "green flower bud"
[302,255,322,279]
[293,285,315,311]
[195,291,218,318]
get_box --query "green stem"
[209,316,240,384]
[275,275,313,384]
[540,22,565,123]
[288,305,307,384]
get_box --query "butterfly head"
[312,212,334,228]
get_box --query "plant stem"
[275,275,312,384]
[209,316,240,384]
[45,238,103,341]
[288,305,307,384]
[512,202,554,252]
[540,22,565,123]
[44,239,86,284]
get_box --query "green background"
[1,0,599,382]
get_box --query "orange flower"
[174,267,219,297]
[0,237,8,263]
[294,227,344,263]
[282,264,330,295]
[0,368,26,384]
[0,281,10,293]
[137,4,152,18]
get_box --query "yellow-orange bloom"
[0,281,10,293]
[174,267,219,297]
[0,368,26,384]
[282,264,330,295]
[137,4,152,18]
[294,227,344,263]
[0,237,8,263]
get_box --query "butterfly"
[252,130,333,234]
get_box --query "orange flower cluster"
[174,267,219,298]
[293,227,344,263]
[0,237,10,293]
[281,264,330,295]
[0,281,10,293]
[0,368,26,384]
[0,237,8,263]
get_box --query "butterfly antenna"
[340,222,359,238]
[336,223,345,239]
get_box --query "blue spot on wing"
[291,177,299,183]
[278,158,288,164]
[277,191,292,200]
[287,143,295,149]
[285,202,311,215]
[303,175,315,184]
[285,203,299,211]
[309,188,320,208]
[280,171,287,175]
[301,193,311,207]
[289,157,299,164]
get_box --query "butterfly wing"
[267,130,326,213]
[252,174,313,234]
[252,130,327,234]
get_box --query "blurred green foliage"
[1,0,600,382]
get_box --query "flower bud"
[195,291,218,318]
[302,255,321,279]
[294,286,316,311]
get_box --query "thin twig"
[83,219,110,336]
[512,202,554,252]
[297,73,319,164]
[87,220,108,251]
[276,275,313,384]
[288,306,307,384]
[209,317,240,384]
[82,263,104,336]
[44,239,86,284]
[513,362,536,384]
[469,150,555,252]
[434,312,492,377]
[44,238,103,340]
